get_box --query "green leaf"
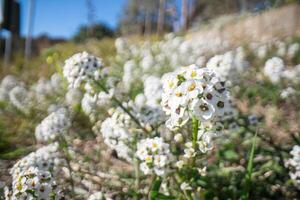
[149,177,163,200]
[224,150,239,160]
[241,131,257,200]
[246,133,257,178]
[149,190,175,199]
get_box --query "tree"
[73,23,114,43]
[181,0,189,32]
[157,0,166,35]
[118,0,176,35]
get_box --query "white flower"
[136,137,173,176]
[141,55,154,71]
[286,145,300,189]
[280,87,296,99]
[63,51,103,88]
[9,85,31,113]
[133,103,165,128]
[134,93,146,108]
[287,43,300,58]
[176,160,185,169]
[82,93,98,117]
[180,182,192,190]
[50,73,64,92]
[197,133,213,153]
[122,60,136,91]
[256,45,267,59]
[101,107,134,162]
[0,75,20,101]
[65,88,83,107]
[161,65,231,130]
[35,108,71,143]
[183,142,196,158]
[174,133,183,143]
[10,143,62,178]
[143,76,162,107]
[276,41,286,57]
[88,192,105,200]
[192,99,216,121]
[10,167,62,200]
[263,57,284,83]
[206,49,247,83]
[197,166,207,176]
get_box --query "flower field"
[0,32,300,200]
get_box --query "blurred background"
[1,1,300,199]
[1,0,299,72]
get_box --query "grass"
[241,130,258,199]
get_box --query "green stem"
[148,175,157,200]
[192,117,199,149]
[191,117,199,167]
[148,176,162,200]
[183,191,193,200]
[94,81,149,133]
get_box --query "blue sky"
[19,0,127,39]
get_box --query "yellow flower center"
[168,81,174,88]
[152,143,158,148]
[145,156,152,162]
[188,83,196,91]
[175,92,183,97]
[191,71,197,77]
[17,183,22,191]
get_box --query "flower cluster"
[281,64,300,83]
[0,75,20,102]
[206,48,248,84]
[142,76,163,107]
[81,89,113,122]
[9,85,31,113]
[8,143,63,199]
[161,64,232,130]
[35,108,71,143]
[115,33,230,90]
[251,40,300,59]
[263,57,285,83]
[0,75,31,113]
[285,145,300,189]
[10,166,63,200]
[100,107,134,162]
[10,143,62,179]
[136,137,173,176]
[32,73,64,107]
[63,51,103,88]
[65,88,83,108]
[280,87,296,99]
[133,105,165,129]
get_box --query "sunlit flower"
[263,57,284,83]
[63,51,103,88]
[35,108,71,142]
[136,137,173,176]
[180,182,192,190]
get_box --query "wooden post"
[182,0,188,32]
[24,0,35,62]
[145,9,152,36]
[4,32,12,68]
[157,0,166,36]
